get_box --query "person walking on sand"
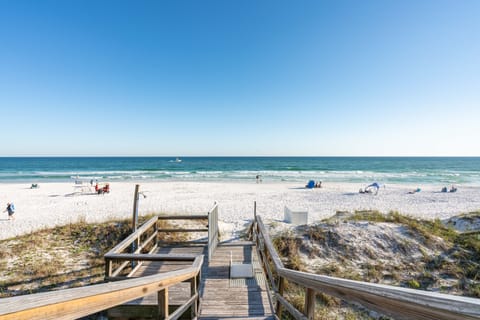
[4,202,15,220]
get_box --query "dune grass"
[271,210,480,320]
[0,214,205,299]
[0,215,156,298]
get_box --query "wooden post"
[131,184,140,269]
[132,184,140,232]
[247,201,257,241]
[275,276,285,316]
[191,276,198,318]
[157,288,168,319]
[104,259,112,280]
[305,287,315,319]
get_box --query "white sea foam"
[4,166,480,186]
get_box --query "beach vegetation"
[272,231,305,271]
[0,214,187,298]
[270,210,480,319]
[468,283,480,297]
[0,218,132,298]
[406,279,421,289]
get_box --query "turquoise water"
[0,157,479,185]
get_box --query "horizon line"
[1,155,479,158]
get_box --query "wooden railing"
[0,206,218,320]
[208,202,219,261]
[251,215,480,320]
[0,255,203,320]
[157,214,209,237]
[105,216,159,280]
[105,210,212,280]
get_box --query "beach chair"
[96,183,110,194]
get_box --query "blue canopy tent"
[364,182,382,194]
[367,182,380,189]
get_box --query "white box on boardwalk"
[230,263,254,278]
[284,206,308,225]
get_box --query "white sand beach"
[1,181,480,240]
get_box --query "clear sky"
[0,0,479,156]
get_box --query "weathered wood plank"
[105,253,198,262]
[199,242,274,319]
[255,216,283,271]
[276,294,307,320]
[0,267,198,320]
[157,215,208,220]
[109,247,205,315]
[106,216,158,255]
[158,288,168,319]
[207,203,219,262]
[275,276,285,316]
[278,268,480,320]
[158,229,208,233]
[170,293,198,320]
[305,288,315,320]
[252,214,480,320]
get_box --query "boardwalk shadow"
[244,245,265,316]
[1,266,104,297]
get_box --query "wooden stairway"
[198,241,274,319]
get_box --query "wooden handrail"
[157,228,209,232]
[106,216,158,255]
[105,215,159,279]
[157,214,208,220]
[256,216,284,271]
[278,268,480,320]
[105,253,199,261]
[0,257,203,320]
[252,214,480,320]
[275,294,308,320]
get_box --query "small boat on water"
[175,157,182,163]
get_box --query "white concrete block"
[284,206,308,225]
[230,263,254,278]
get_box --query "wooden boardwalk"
[108,241,275,319]
[3,210,479,320]
[108,244,207,318]
[199,241,274,319]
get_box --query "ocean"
[0,157,479,185]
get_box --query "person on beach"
[4,203,15,220]
[408,188,421,194]
[256,175,262,183]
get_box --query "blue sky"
[0,0,479,156]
